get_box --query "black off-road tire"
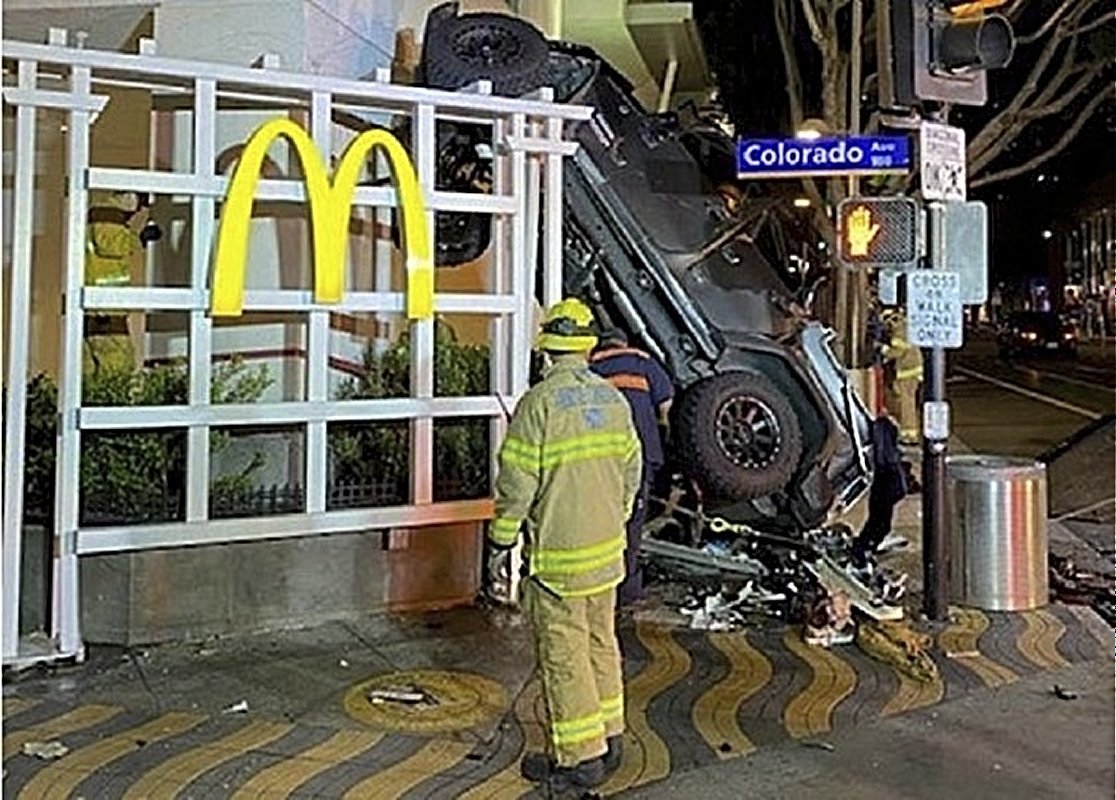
[423,12,550,97]
[676,372,803,502]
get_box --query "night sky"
[694,0,1115,289]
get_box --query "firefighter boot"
[520,752,605,788]
[602,735,623,776]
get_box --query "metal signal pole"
[922,198,949,621]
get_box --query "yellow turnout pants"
[523,578,625,766]
[895,378,920,442]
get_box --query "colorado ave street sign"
[907,270,963,349]
[736,135,911,179]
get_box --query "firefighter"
[488,298,642,795]
[83,191,159,378]
[880,307,922,445]
[589,328,674,606]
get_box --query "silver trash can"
[947,455,1048,611]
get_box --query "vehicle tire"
[676,372,803,502]
[423,12,550,97]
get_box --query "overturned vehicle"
[409,4,873,528]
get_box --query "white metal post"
[53,65,94,659]
[543,109,565,308]
[410,102,436,504]
[505,112,530,602]
[508,113,530,398]
[489,118,510,476]
[2,60,40,659]
[306,91,332,513]
[525,122,543,307]
[187,78,216,522]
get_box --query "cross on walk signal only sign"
[907,269,963,348]
[837,197,919,268]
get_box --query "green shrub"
[330,321,491,502]
[23,357,273,525]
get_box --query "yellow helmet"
[536,297,598,352]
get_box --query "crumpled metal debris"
[679,582,789,630]
[1051,684,1079,701]
[22,740,69,760]
[857,620,939,684]
[804,591,855,647]
[368,686,439,707]
[222,700,249,715]
[642,507,907,628]
[1049,554,1116,626]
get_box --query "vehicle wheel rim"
[453,28,522,69]
[714,396,782,469]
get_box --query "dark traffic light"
[878,0,1016,108]
[933,4,1014,72]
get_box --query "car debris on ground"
[857,620,939,684]
[1049,554,1116,626]
[367,687,439,707]
[22,741,69,760]
[639,494,910,648]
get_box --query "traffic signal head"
[836,197,920,269]
[878,0,1016,108]
[933,7,1014,73]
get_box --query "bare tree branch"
[1016,0,1077,45]
[1005,0,1028,20]
[970,86,1114,188]
[798,0,827,48]
[1019,62,1106,123]
[775,0,806,126]
[968,1,1101,168]
[1062,11,1116,40]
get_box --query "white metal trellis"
[1,34,589,667]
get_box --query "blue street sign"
[736,135,912,179]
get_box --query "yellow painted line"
[691,632,772,758]
[881,668,945,718]
[458,680,542,800]
[1017,610,1070,671]
[230,729,383,800]
[782,630,858,738]
[2,698,39,718]
[600,622,689,794]
[18,711,207,800]
[122,720,292,800]
[939,608,1018,688]
[342,738,474,799]
[3,704,122,760]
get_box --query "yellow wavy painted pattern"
[458,679,544,800]
[691,632,772,757]
[939,608,1018,688]
[782,629,858,738]
[600,622,690,794]
[1017,609,1070,671]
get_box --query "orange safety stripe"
[606,374,651,393]
[590,348,649,363]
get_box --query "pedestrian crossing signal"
[837,197,919,268]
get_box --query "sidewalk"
[2,472,1110,799]
[627,659,1113,800]
[4,599,1107,799]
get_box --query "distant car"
[998,311,1078,358]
